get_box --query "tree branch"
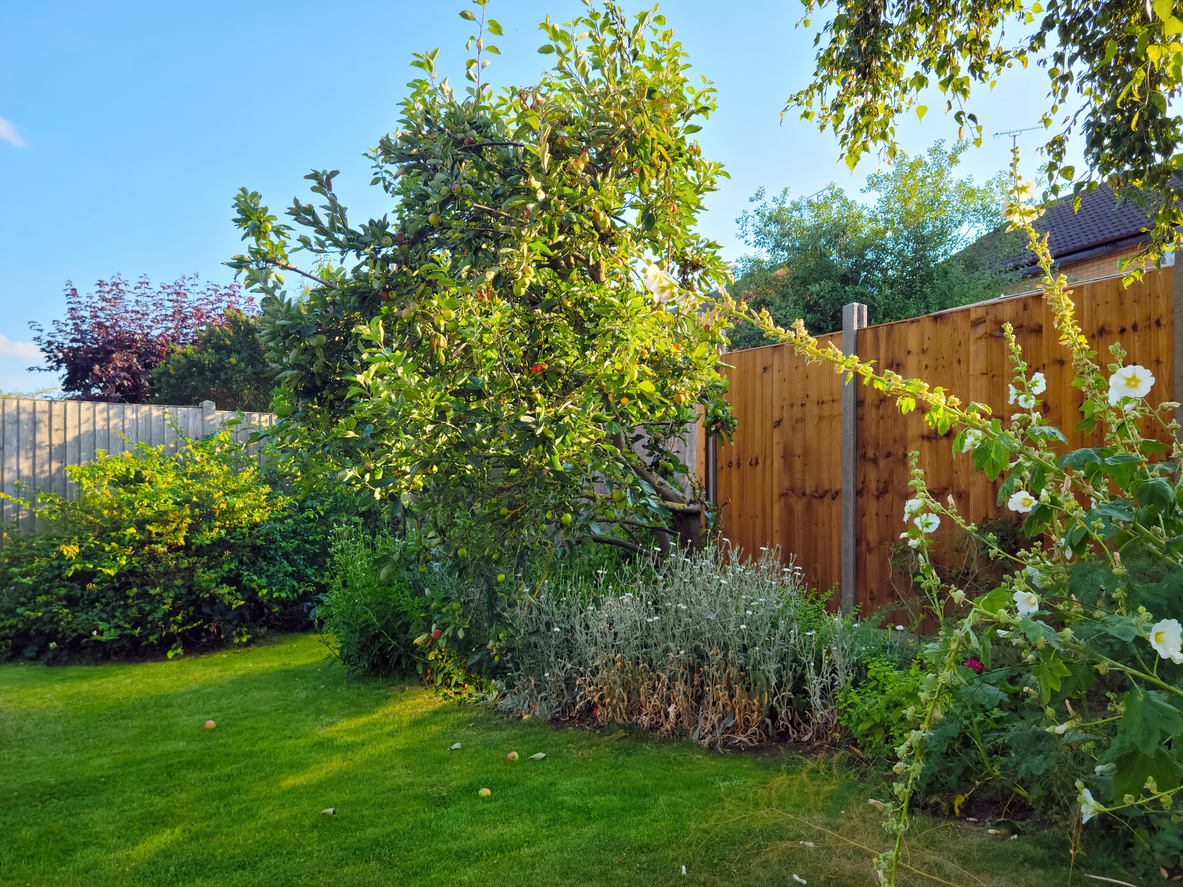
[261,258,333,288]
[612,430,689,505]
[459,140,528,152]
[586,534,658,559]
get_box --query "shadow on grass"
[0,633,1103,887]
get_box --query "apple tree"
[228,1,736,565]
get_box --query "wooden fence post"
[201,401,217,438]
[841,302,867,614]
[1174,264,1183,434]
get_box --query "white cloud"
[0,117,26,148]
[0,334,42,361]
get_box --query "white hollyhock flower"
[1008,384,1019,405]
[1018,393,1036,409]
[1013,589,1040,616]
[1079,787,1104,824]
[643,264,679,303]
[903,498,924,521]
[914,513,940,534]
[1148,619,1183,665]
[1107,364,1154,405]
[906,538,921,550]
[960,429,983,453]
[1008,489,1037,513]
[1016,180,1038,200]
[1030,372,1047,395]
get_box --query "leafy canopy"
[789,0,1183,270]
[728,142,1014,348]
[229,1,735,559]
[29,275,254,403]
[149,310,274,412]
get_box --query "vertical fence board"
[32,401,50,531]
[65,401,81,501]
[1,401,17,530]
[49,401,66,499]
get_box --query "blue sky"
[0,0,1075,393]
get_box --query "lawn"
[0,633,1102,886]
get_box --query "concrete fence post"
[841,303,868,614]
[201,400,217,438]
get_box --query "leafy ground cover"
[0,633,1114,886]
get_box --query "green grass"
[0,633,1104,886]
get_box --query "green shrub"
[496,546,904,748]
[315,526,419,678]
[149,309,274,411]
[839,658,924,760]
[0,433,324,661]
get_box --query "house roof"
[965,183,1154,275]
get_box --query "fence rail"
[713,266,1179,617]
[0,399,275,533]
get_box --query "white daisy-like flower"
[914,513,940,534]
[1148,618,1183,665]
[1079,787,1104,824]
[1013,589,1040,617]
[1107,364,1155,405]
[1030,372,1047,395]
[1008,490,1036,513]
[1018,393,1036,409]
[895,625,906,631]
[959,429,983,454]
[643,263,679,303]
[903,498,924,521]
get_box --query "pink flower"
[964,658,984,674]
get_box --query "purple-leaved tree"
[30,275,254,403]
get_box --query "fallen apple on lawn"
[204,720,216,730]
[478,788,491,797]
[506,751,519,761]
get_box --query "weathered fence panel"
[0,399,276,534]
[714,267,1177,616]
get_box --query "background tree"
[229,2,735,560]
[149,310,274,412]
[728,142,1015,349]
[788,0,1183,271]
[30,275,253,403]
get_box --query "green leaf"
[459,9,476,20]
[486,19,503,35]
[916,105,927,121]
[1033,655,1072,704]
[1120,690,1183,755]
[538,44,555,54]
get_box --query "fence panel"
[0,400,276,535]
[716,333,845,598]
[713,267,1177,615]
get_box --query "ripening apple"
[204,720,216,730]
[506,751,519,761]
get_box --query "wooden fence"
[0,399,275,533]
[713,267,1179,617]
